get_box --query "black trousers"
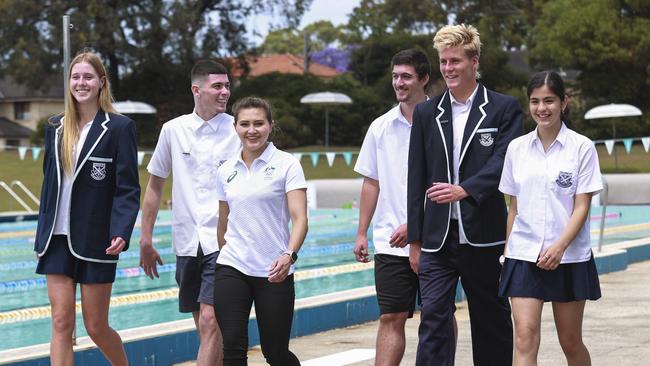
[213,264,301,366]
[416,221,513,366]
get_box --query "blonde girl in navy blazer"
[34,51,140,366]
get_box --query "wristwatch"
[283,250,298,264]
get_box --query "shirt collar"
[191,110,224,132]
[531,121,569,147]
[237,142,277,167]
[393,95,430,125]
[450,84,479,107]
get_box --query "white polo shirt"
[450,85,478,244]
[499,123,603,263]
[54,120,93,235]
[216,143,307,277]
[147,111,240,256]
[354,104,411,257]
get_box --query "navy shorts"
[36,235,117,283]
[176,245,219,313]
[374,254,419,317]
[499,254,601,302]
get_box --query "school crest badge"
[90,162,106,181]
[264,166,276,180]
[555,171,573,188]
[479,133,494,147]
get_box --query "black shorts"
[176,245,219,313]
[374,254,419,317]
[36,235,117,284]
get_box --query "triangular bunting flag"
[325,152,336,167]
[137,151,146,166]
[18,146,27,160]
[293,152,303,162]
[342,152,353,166]
[309,152,320,167]
[622,138,633,154]
[604,140,615,155]
[31,147,42,161]
[642,137,650,153]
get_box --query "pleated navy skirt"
[36,235,117,284]
[498,254,601,302]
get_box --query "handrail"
[0,181,36,213]
[10,180,40,207]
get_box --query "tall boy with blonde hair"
[408,24,522,365]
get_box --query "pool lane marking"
[302,348,375,366]
[4,221,650,241]
[0,262,374,324]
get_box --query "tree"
[528,0,650,137]
[256,20,347,55]
[0,0,312,125]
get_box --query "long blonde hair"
[61,52,117,175]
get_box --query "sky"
[247,0,361,45]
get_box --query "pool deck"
[179,257,650,366]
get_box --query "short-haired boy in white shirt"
[139,60,240,365]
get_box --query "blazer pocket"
[83,157,114,187]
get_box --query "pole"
[612,121,618,169]
[325,108,329,147]
[63,15,71,111]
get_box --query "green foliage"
[0,0,312,124]
[257,21,347,55]
[30,116,53,145]
[230,72,388,147]
[528,0,650,138]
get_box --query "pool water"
[1,206,648,351]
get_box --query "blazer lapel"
[459,84,489,166]
[435,92,454,183]
[74,110,110,176]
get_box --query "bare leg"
[80,283,128,366]
[196,303,223,366]
[47,274,76,366]
[511,297,544,366]
[553,301,591,366]
[375,312,408,366]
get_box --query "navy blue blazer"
[407,83,523,251]
[34,110,140,263]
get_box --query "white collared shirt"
[450,85,479,243]
[215,143,307,277]
[53,120,93,235]
[499,123,603,263]
[354,104,411,257]
[147,111,240,256]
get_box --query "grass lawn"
[0,143,647,212]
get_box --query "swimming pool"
[0,206,648,351]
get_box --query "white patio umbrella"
[113,100,157,114]
[301,92,352,147]
[585,103,643,168]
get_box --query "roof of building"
[0,76,64,101]
[0,117,34,138]
[227,54,341,79]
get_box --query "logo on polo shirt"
[264,166,276,179]
[216,159,227,168]
[555,171,573,188]
[90,162,106,181]
[227,171,238,183]
[479,133,494,147]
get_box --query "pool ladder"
[0,180,40,213]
